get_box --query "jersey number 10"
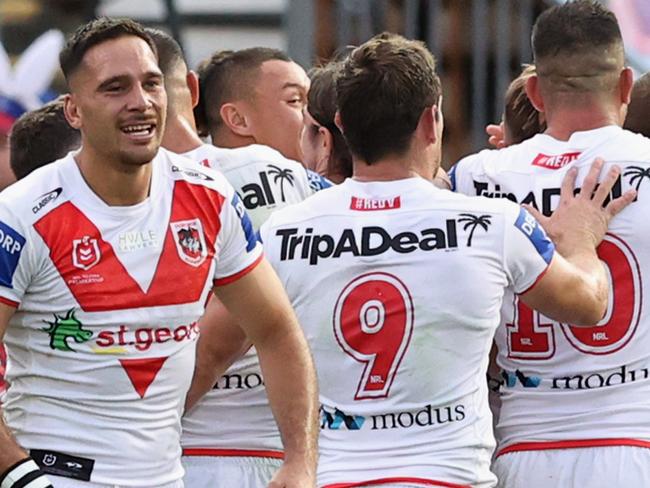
[507,234,641,358]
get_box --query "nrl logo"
[72,236,101,270]
[170,218,207,267]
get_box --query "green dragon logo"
[42,309,93,352]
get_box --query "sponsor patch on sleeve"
[448,164,458,192]
[0,221,25,288]
[514,207,554,264]
[231,193,257,252]
[306,169,333,191]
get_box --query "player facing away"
[145,31,323,487]
[259,33,634,488]
[0,18,318,488]
[450,1,650,487]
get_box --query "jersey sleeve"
[449,154,482,195]
[212,187,263,286]
[305,168,333,193]
[0,201,39,307]
[502,203,555,294]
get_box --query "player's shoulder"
[263,180,343,228]
[0,152,73,223]
[159,147,235,195]
[442,186,520,217]
[182,143,231,170]
[455,137,543,175]
[576,127,650,167]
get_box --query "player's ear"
[64,93,82,130]
[418,105,438,145]
[220,102,253,137]
[334,111,344,134]
[186,70,200,109]
[320,126,334,153]
[619,67,634,105]
[525,74,545,113]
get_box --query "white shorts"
[49,476,183,488]
[493,445,650,488]
[181,455,282,488]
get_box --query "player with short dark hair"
[9,98,81,180]
[451,2,650,486]
[261,32,632,488]
[197,47,307,163]
[0,17,317,488]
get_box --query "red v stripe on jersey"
[34,181,225,312]
[119,357,168,399]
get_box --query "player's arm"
[0,302,53,488]
[521,158,636,325]
[212,258,318,488]
[185,297,251,411]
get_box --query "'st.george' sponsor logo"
[350,196,401,211]
[32,187,63,214]
[531,152,581,170]
[276,221,458,265]
[94,322,200,352]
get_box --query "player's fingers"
[578,157,604,200]
[522,204,547,226]
[592,165,621,206]
[559,166,578,204]
[485,123,501,136]
[605,189,637,219]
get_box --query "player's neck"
[74,147,153,207]
[212,130,256,151]
[543,106,621,141]
[161,115,203,154]
[352,153,420,182]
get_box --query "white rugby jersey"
[451,125,650,455]
[184,143,331,230]
[0,148,262,486]
[181,143,330,457]
[260,177,554,488]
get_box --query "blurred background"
[0,0,648,165]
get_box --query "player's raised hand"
[524,157,636,255]
[486,122,506,148]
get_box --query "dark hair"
[624,73,650,138]
[532,1,623,92]
[145,28,185,76]
[503,65,545,145]
[10,99,81,180]
[307,62,352,180]
[195,48,291,133]
[336,32,441,164]
[60,17,157,82]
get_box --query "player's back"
[452,125,650,453]
[261,176,553,487]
